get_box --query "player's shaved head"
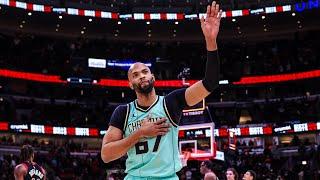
[128,62,150,79]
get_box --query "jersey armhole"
[163,98,178,127]
[123,104,130,132]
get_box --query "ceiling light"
[292,12,296,16]
[146,21,150,25]
[81,30,85,34]
[89,18,92,22]
[261,15,265,19]
[232,18,236,22]
[175,21,179,25]
[28,12,32,16]
[117,21,121,25]
[59,15,63,19]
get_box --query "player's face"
[226,170,235,180]
[128,63,155,94]
[242,172,253,180]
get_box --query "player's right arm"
[101,106,170,163]
[101,125,142,163]
[14,164,27,180]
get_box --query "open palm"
[200,1,222,41]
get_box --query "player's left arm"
[185,1,222,106]
[14,164,27,180]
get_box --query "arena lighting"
[233,70,320,85]
[58,15,62,19]
[0,69,66,83]
[1,0,315,20]
[1,121,319,137]
[232,18,236,22]
[28,12,32,16]
[175,21,179,25]
[117,21,121,25]
[146,21,150,25]
[1,69,320,86]
[107,62,151,68]
[88,18,92,22]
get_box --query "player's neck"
[136,89,157,107]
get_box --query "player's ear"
[152,74,155,81]
[129,82,134,90]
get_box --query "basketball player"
[14,145,46,180]
[101,1,222,179]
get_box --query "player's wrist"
[205,39,217,51]
[135,129,144,139]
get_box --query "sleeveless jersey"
[22,161,45,180]
[123,96,182,179]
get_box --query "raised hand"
[200,1,223,51]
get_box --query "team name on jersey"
[127,117,164,134]
[29,169,44,179]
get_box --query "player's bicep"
[185,81,210,106]
[102,126,123,145]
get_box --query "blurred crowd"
[1,135,319,179]
[0,31,319,80]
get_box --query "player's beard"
[133,77,155,94]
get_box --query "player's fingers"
[157,129,169,135]
[154,118,167,125]
[206,5,211,18]
[158,123,170,129]
[200,15,205,26]
[215,4,220,17]
[210,1,216,17]
[217,10,223,19]
[157,131,168,136]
